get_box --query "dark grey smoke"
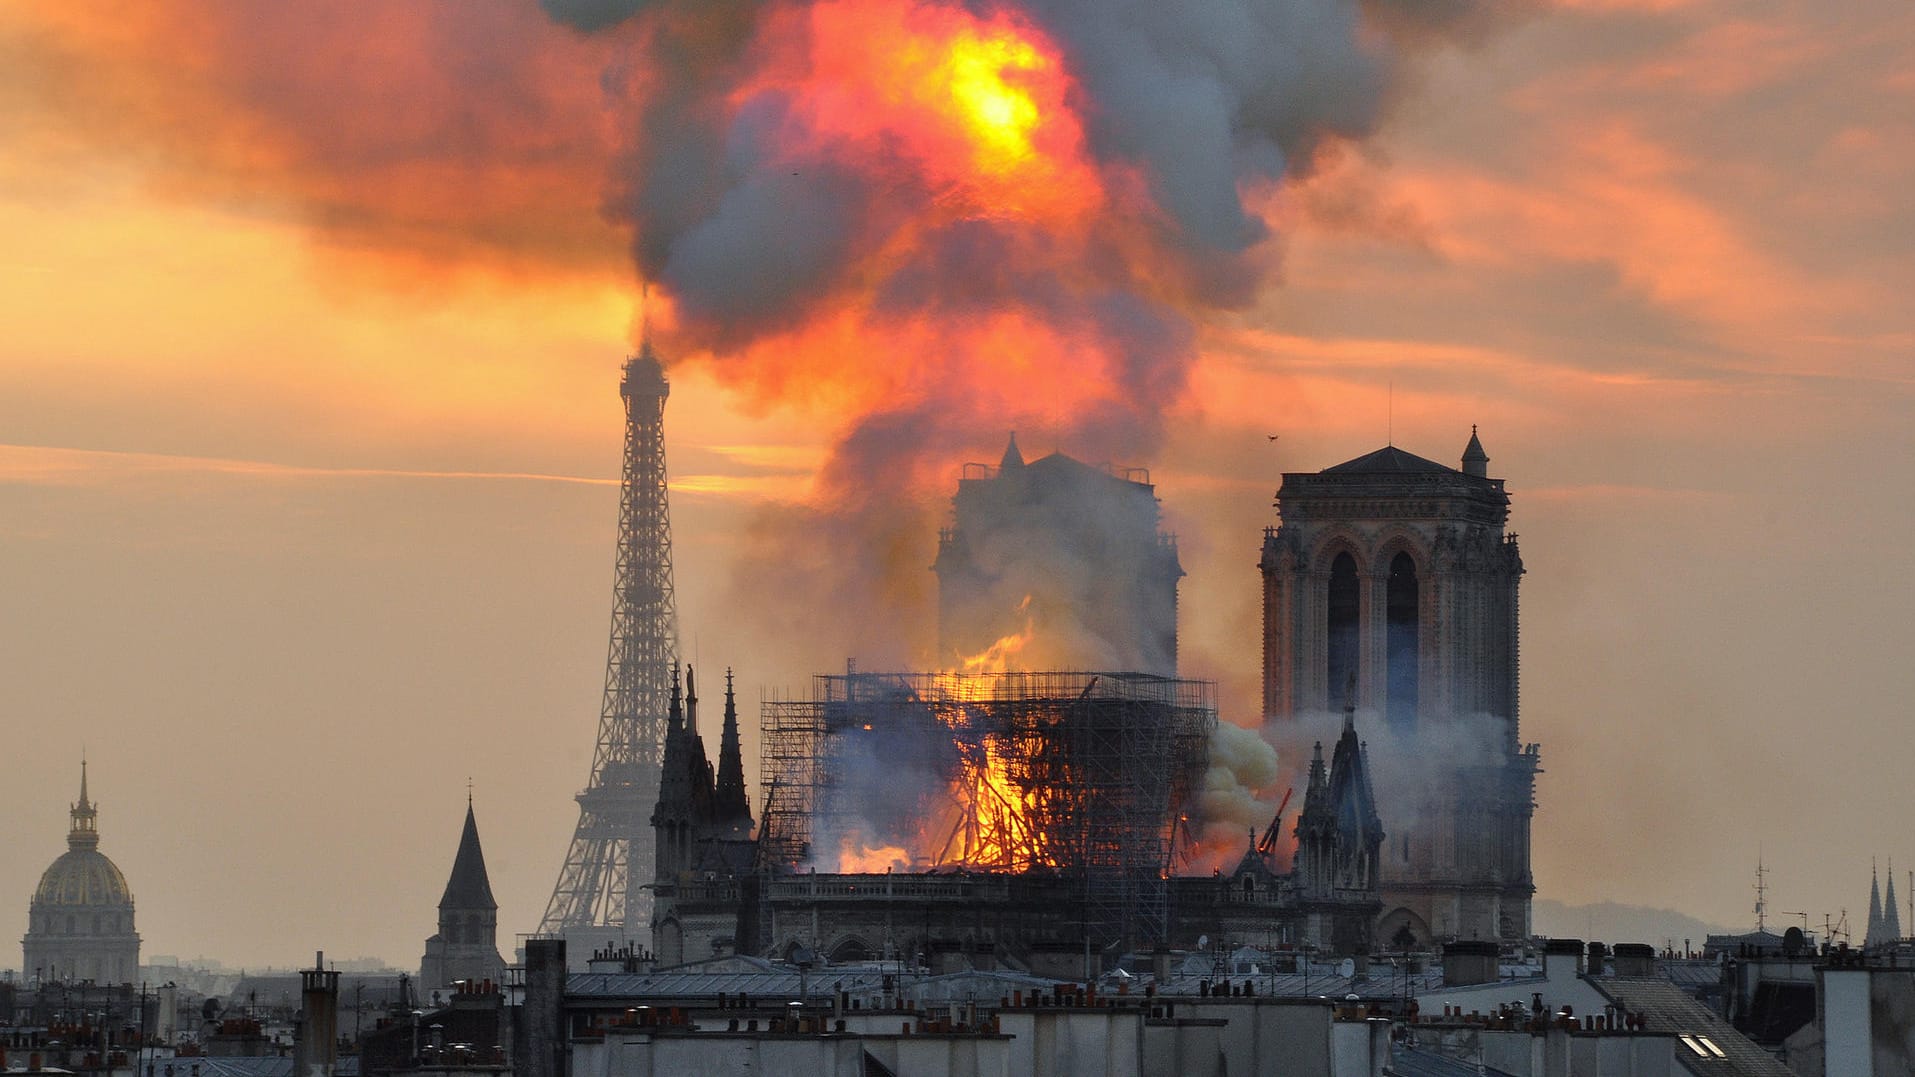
[549,0,1526,666]
[540,0,653,32]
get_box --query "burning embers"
[757,670,1214,880]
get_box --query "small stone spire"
[1889,860,1904,942]
[686,665,699,738]
[715,669,751,825]
[1000,432,1025,471]
[667,661,684,734]
[1868,861,1886,947]
[1462,425,1489,478]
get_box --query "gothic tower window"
[1386,552,1420,733]
[1328,552,1359,712]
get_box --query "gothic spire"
[439,800,498,912]
[1868,861,1885,946]
[715,668,751,824]
[686,665,699,738]
[667,661,684,734]
[1888,860,1903,942]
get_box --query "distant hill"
[1533,899,1739,951]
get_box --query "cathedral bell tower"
[1259,430,1539,944]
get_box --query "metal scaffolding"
[758,671,1213,947]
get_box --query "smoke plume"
[544,0,1526,666]
[1192,721,1285,870]
[1278,707,1513,845]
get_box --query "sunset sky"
[2,0,1911,968]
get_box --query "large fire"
[825,599,1056,873]
[756,0,1103,226]
[809,605,1275,881]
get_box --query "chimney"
[1587,941,1607,976]
[1611,944,1657,978]
[1543,938,1585,980]
[1441,941,1499,987]
[293,951,340,1077]
[517,940,567,1077]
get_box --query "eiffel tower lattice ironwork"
[540,342,678,935]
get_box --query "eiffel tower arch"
[539,342,678,953]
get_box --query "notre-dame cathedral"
[1259,430,1540,944]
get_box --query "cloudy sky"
[1,0,1910,968]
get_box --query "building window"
[1386,552,1419,733]
[1327,552,1359,712]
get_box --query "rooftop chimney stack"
[294,950,340,1077]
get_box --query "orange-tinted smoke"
[8,3,626,284]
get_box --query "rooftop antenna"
[1754,851,1769,933]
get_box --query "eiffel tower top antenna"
[540,337,680,941]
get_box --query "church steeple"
[714,668,751,825]
[439,801,498,912]
[68,758,99,851]
[1887,860,1903,943]
[1868,861,1886,946]
[421,797,505,989]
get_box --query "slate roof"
[1388,1043,1519,1077]
[1320,446,1455,475]
[1593,978,1792,1077]
[438,804,497,910]
[189,1058,360,1077]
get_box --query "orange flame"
[835,832,915,873]
[759,0,1104,223]
[954,594,1035,678]
[927,734,1057,871]
[914,596,1059,870]
[674,0,1165,453]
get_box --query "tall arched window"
[1328,552,1359,712]
[1386,551,1420,732]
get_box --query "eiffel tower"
[539,340,678,946]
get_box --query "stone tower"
[23,761,140,983]
[1259,430,1539,943]
[933,435,1183,674]
[420,799,506,989]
